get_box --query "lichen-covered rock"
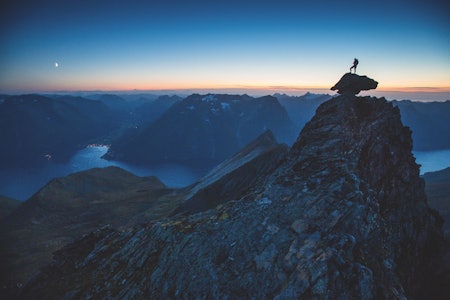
[331,73,378,95]
[19,95,444,299]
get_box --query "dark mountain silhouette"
[0,94,10,102]
[421,167,450,296]
[131,94,182,127]
[82,94,181,144]
[85,94,131,114]
[0,166,177,294]
[85,94,181,121]
[119,93,160,106]
[275,92,332,133]
[0,95,117,167]
[105,93,296,167]
[0,195,20,220]
[15,77,447,298]
[423,167,450,237]
[393,100,450,150]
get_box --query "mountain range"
[0,94,182,168]
[392,100,450,150]
[104,93,296,167]
[1,74,448,298]
[1,92,449,170]
[0,95,116,168]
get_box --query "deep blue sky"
[1,0,449,100]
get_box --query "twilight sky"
[1,0,449,100]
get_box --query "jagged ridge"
[19,95,443,299]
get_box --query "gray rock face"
[331,73,378,95]
[19,95,444,299]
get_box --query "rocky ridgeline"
[19,74,445,299]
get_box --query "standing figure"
[350,58,358,73]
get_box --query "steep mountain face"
[132,95,182,126]
[85,94,131,114]
[0,196,20,220]
[423,167,450,237]
[0,95,116,167]
[105,95,182,147]
[393,100,450,150]
[275,92,332,133]
[105,94,296,166]
[173,130,288,215]
[20,94,444,299]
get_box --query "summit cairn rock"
[331,73,378,95]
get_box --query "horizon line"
[2,84,450,94]
[2,84,330,94]
[2,85,450,101]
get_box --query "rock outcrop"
[18,94,445,299]
[331,73,378,95]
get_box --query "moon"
[54,62,59,68]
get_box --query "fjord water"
[413,149,450,174]
[0,146,208,201]
[0,146,449,201]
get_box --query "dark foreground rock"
[331,73,378,95]
[19,95,445,299]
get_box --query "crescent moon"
[55,62,59,68]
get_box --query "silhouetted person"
[350,58,358,73]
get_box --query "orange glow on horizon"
[3,80,450,100]
[377,86,450,93]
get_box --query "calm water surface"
[0,146,208,201]
[0,146,449,201]
[413,149,450,175]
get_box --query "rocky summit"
[19,90,445,298]
[331,73,378,95]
